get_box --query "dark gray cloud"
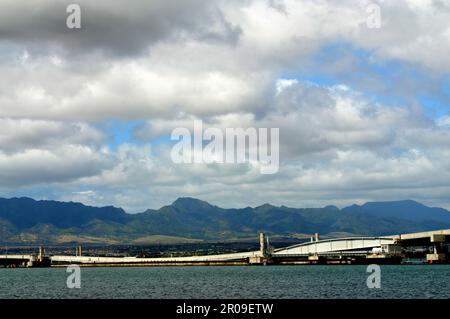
[0,0,239,57]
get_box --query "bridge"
[273,237,396,256]
[0,254,33,267]
[50,251,261,266]
[0,247,50,267]
[272,229,450,263]
[388,229,450,243]
[387,229,450,263]
[1,229,449,267]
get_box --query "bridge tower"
[249,232,272,265]
[38,246,45,262]
[259,232,267,257]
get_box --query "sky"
[1,0,450,212]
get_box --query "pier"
[1,229,449,267]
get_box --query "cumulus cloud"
[0,0,448,121]
[0,119,105,152]
[51,82,450,211]
[0,119,111,187]
[1,0,450,211]
[135,81,441,158]
[0,145,113,187]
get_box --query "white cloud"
[0,119,105,152]
[0,145,112,187]
[0,0,449,122]
[44,82,450,211]
[1,0,450,210]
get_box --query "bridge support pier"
[249,256,271,265]
[26,247,51,267]
[426,253,447,264]
[308,255,325,264]
[427,234,448,264]
[249,233,272,265]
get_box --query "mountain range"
[0,197,450,244]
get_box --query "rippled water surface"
[1,265,450,299]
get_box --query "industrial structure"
[1,229,449,267]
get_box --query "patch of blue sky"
[280,73,337,88]
[282,42,449,118]
[95,120,145,150]
[419,96,448,118]
[94,120,180,152]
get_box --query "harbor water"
[1,265,450,299]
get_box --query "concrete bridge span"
[50,250,261,265]
[0,254,33,267]
[0,251,50,267]
[273,237,396,256]
[388,229,450,243]
[387,229,450,263]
